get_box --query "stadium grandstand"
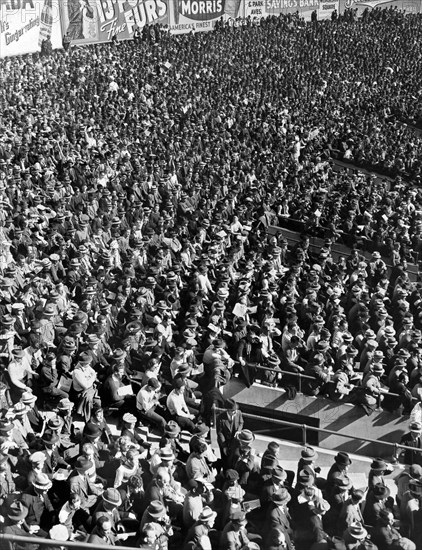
[1,1,422,549]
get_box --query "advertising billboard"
[0,0,62,58]
[60,0,169,45]
[169,0,244,33]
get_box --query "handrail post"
[391,443,400,465]
[298,373,302,393]
[211,403,216,428]
[301,423,307,446]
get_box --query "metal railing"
[212,405,422,463]
[245,363,416,402]
[0,533,136,550]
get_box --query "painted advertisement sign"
[265,0,319,16]
[341,0,421,12]
[60,0,169,45]
[0,0,62,57]
[244,0,265,19]
[170,0,244,33]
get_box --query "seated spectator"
[184,506,217,550]
[87,515,116,545]
[186,440,216,486]
[136,378,167,433]
[101,363,135,415]
[372,509,416,550]
[70,354,100,421]
[338,489,365,535]
[363,483,392,527]
[68,457,103,512]
[219,510,261,550]
[3,501,40,549]
[113,449,143,489]
[20,473,55,536]
[264,489,293,547]
[342,522,378,550]
[166,376,197,433]
[183,479,206,530]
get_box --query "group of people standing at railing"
[2,5,422,550]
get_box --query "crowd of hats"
[1,7,422,550]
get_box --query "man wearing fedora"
[184,505,217,549]
[342,522,375,549]
[367,458,395,492]
[68,456,103,512]
[227,430,259,489]
[326,453,353,503]
[20,391,43,433]
[363,482,393,527]
[400,422,422,466]
[11,402,35,448]
[264,488,293,549]
[20,472,55,536]
[261,466,289,513]
[41,430,70,476]
[220,510,261,550]
[140,499,172,536]
[296,446,323,486]
[3,501,39,550]
[216,399,244,469]
[93,487,124,533]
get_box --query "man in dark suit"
[264,490,294,549]
[3,501,39,550]
[400,421,422,466]
[68,456,103,511]
[363,483,391,527]
[220,510,261,550]
[326,452,352,502]
[20,473,55,536]
[216,399,244,467]
[260,467,288,512]
[88,516,117,545]
[372,509,415,550]
[42,431,69,475]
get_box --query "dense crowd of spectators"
[1,6,422,550]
